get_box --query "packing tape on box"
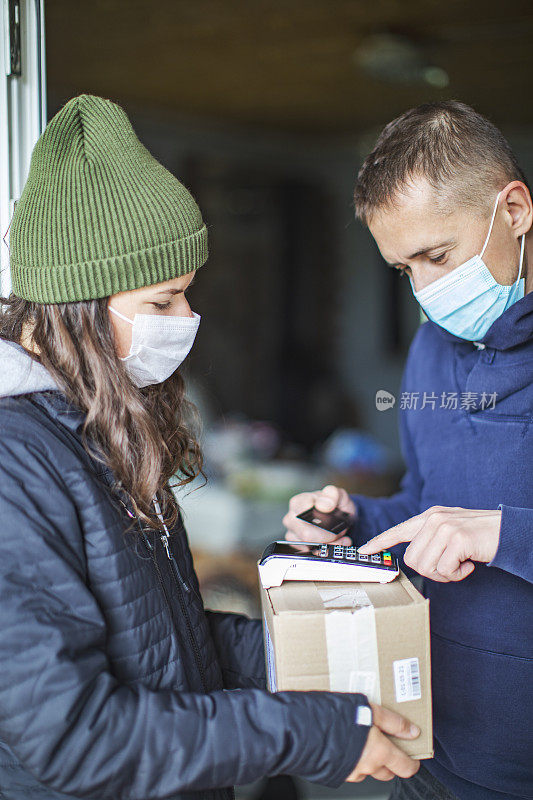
[263,613,277,692]
[322,588,382,705]
[318,586,373,609]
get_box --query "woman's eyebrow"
[154,276,197,296]
[155,287,183,295]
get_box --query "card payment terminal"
[258,541,399,589]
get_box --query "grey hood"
[0,337,58,398]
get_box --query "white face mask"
[108,305,201,388]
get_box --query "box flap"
[267,571,421,614]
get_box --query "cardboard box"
[259,570,433,759]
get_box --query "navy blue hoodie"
[349,291,533,800]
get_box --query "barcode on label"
[393,657,421,703]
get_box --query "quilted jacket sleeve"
[0,431,371,799]
[205,611,267,689]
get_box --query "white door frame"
[0,0,46,296]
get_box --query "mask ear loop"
[479,190,503,259]
[479,190,527,289]
[515,233,526,286]
[108,305,134,325]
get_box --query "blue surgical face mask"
[410,190,526,341]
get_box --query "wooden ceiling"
[45,0,533,136]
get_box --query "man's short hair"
[354,100,531,227]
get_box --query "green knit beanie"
[9,93,208,303]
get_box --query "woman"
[0,94,420,800]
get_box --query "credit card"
[296,506,353,535]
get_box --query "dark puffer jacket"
[0,349,371,800]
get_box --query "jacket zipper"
[141,529,233,799]
[143,497,209,693]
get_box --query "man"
[284,101,533,800]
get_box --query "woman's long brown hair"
[0,292,206,534]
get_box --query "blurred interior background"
[6,2,533,796]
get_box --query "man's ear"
[504,182,532,238]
